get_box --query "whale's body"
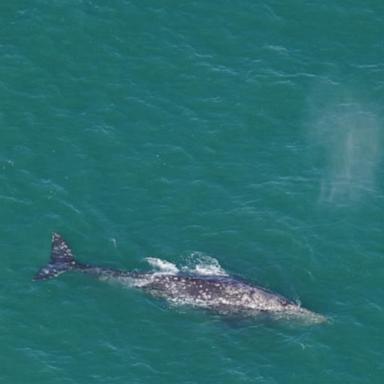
[34,233,326,324]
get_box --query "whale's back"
[142,274,291,314]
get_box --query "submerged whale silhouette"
[34,233,326,324]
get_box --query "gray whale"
[34,233,326,324]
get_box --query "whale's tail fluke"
[33,233,77,281]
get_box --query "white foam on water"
[144,253,228,277]
[181,252,229,276]
[144,257,179,274]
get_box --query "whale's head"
[281,303,327,324]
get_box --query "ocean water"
[1,1,383,383]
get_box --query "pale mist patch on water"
[308,91,381,204]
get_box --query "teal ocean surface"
[1,1,384,383]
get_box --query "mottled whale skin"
[34,233,326,324]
